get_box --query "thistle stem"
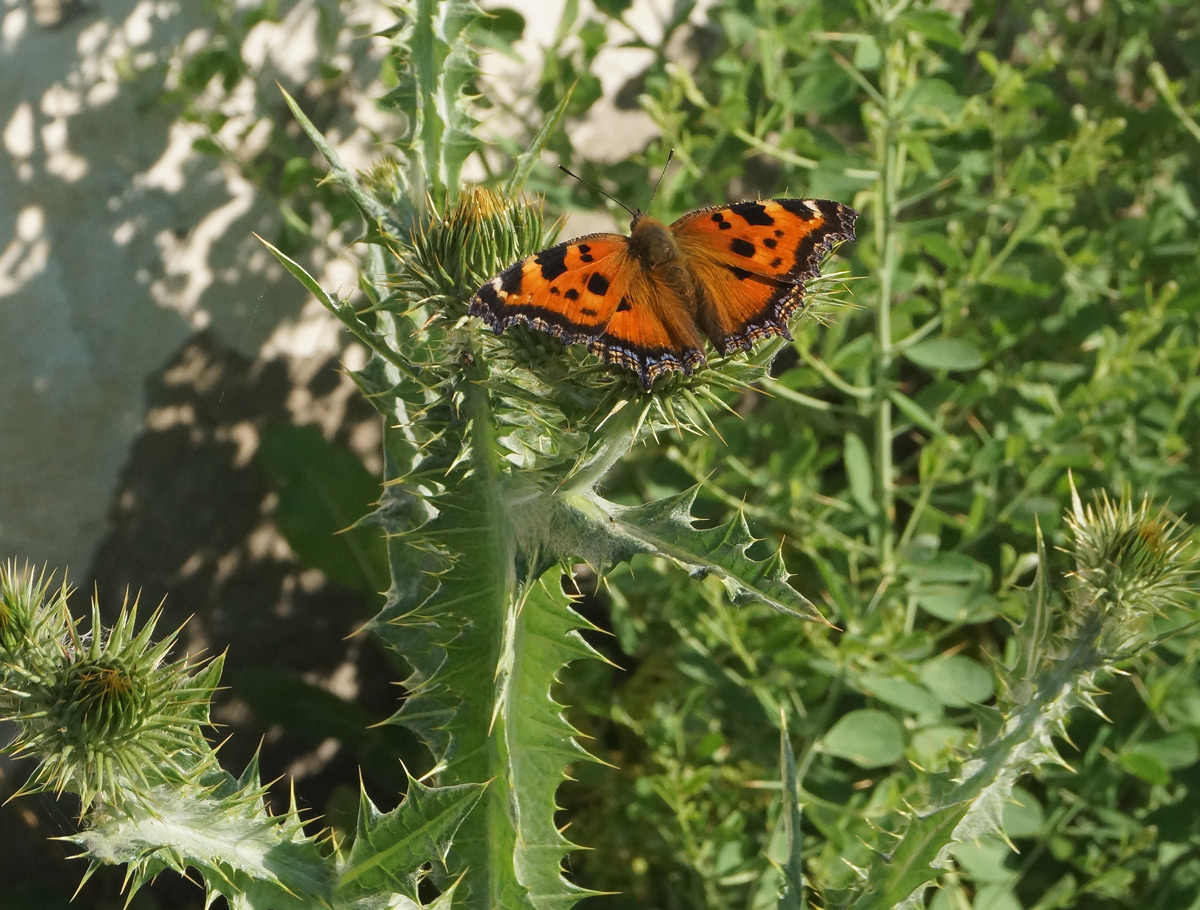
[872,25,907,576]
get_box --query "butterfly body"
[470,198,857,388]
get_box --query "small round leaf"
[919,655,995,706]
[905,337,985,371]
[821,709,905,768]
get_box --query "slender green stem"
[872,30,906,575]
[1148,62,1200,145]
[892,314,944,353]
[731,126,819,169]
[794,345,873,399]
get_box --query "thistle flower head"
[1064,482,1196,654]
[404,184,548,307]
[0,564,219,809]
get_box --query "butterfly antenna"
[559,165,638,218]
[647,148,673,210]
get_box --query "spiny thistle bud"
[404,184,547,307]
[0,561,66,687]
[1064,483,1195,654]
[361,155,414,217]
[47,655,153,745]
[0,564,219,809]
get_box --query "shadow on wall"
[87,328,414,808]
[1,1,408,906]
[3,329,420,909]
[0,0,387,574]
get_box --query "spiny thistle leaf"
[1002,520,1056,702]
[337,775,485,903]
[68,770,329,910]
[840,805,967,910]
[589,487,828,624]
[496,580,603,909]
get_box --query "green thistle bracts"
[1,566,218,808]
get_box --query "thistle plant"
[261,75,844,910]
[1,486,1192,907]
[830,485,1196,909]
[5,2,1200,909]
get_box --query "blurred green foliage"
[467,1,1200,907]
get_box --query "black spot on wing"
[763,237,778,250]
[499,263,524,295]
[729,201,775,226]
[535,244,569,281]
[730,238,756,258]
[564,288,580,301]
[472,282,501,311]
[779,199,819,221]
[616,296,632,312]
[726,265,752,281]
[581,306,598,317]
[711,212,732,230]
[587,272,610,296]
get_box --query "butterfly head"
[627,212,680,269]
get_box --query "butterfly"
[469,197,858,389]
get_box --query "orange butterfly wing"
[470,198,857,388]
[469,234,707,388]
[670,199,858,355]
[470,233,628,343]
[583,261,707,387]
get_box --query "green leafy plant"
[5,1,1200,909]
[1,487,1192,907]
